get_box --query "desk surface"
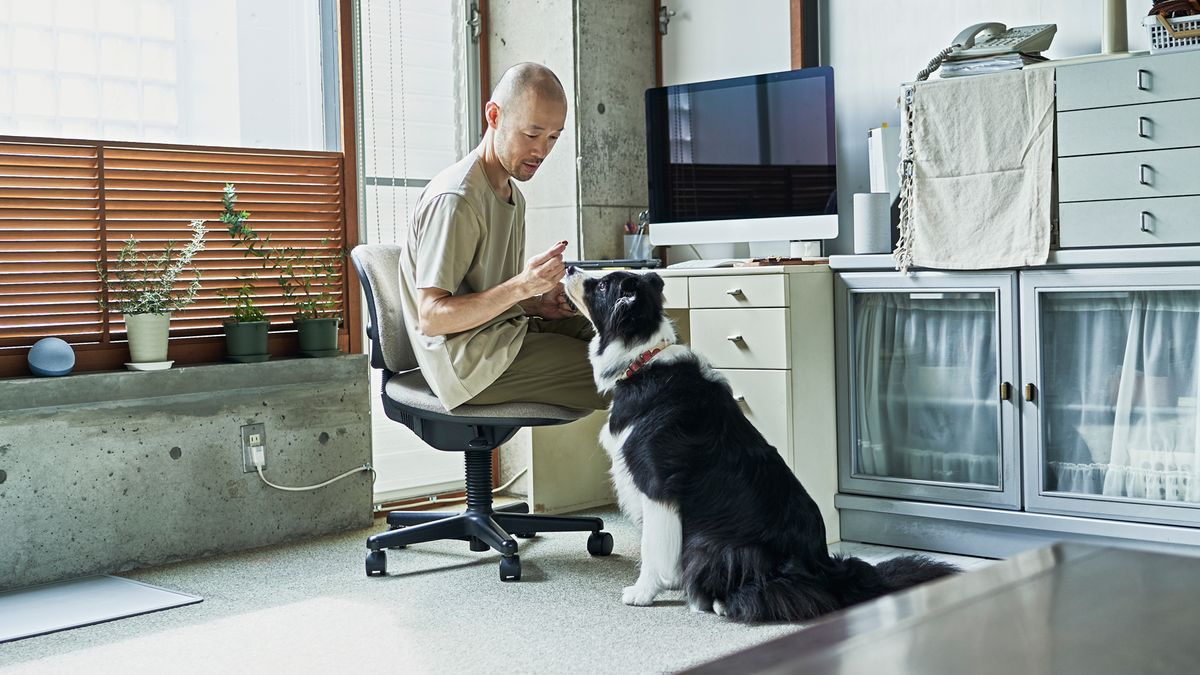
[686,543,1200,675]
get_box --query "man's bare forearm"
[418,278,531,337]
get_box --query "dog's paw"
[712,599,728,617]
[622,584,659,606]
[688,596,713,614]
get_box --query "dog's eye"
[597,280,607,291]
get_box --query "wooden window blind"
[0,136,357,378]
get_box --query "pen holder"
[624,233,651,259]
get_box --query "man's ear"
[484,100,500,129]
[644,272,665,295]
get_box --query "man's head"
[484,63,567,182]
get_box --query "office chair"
[350,245,613,582]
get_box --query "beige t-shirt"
[398,150,528,410]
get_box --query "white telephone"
[947,22,1057,60]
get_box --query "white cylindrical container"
[124,312,171,363]
[853,192,892,255]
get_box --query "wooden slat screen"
[0,137,352,377]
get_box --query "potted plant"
[96,220,207,369]
[222,183,343,357]
[219,279,270,362]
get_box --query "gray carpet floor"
[0,507,988,674]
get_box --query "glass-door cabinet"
[835,271,1021,508]
[1021,267,1200,527]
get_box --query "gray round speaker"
[28,337,75,377]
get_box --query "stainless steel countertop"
[685,543,1200,675]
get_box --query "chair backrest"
[350,244,418,373]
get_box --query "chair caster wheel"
[366,550,387,576]
[515,532,536,539]
[587,531,614,556]
[500,555,521,582]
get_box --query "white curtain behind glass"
[1043,291,1200,504]
[853,292,1001,486]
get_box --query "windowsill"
[0,354,367,414]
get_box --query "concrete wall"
[0,355,372,591]
[487,0,656,260]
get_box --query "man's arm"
[417,241,567,337]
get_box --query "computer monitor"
[645,66,838,247]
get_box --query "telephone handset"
[947,22,1057,60]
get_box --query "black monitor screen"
[645,66,836,224]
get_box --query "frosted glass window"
[0,0,336,151]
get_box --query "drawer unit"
[1056,48,1200,111]
[1056,50,1200,248]
[660,275,688,309]
[688,274,788,308]
[689,308,790,369]
[1058,147,1200,202]
[1059,195,1200,247]
[1057,98,1200,157]
[716,368,792,467]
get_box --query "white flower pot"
[124,312,171,363]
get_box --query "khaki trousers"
[467,315,608,411]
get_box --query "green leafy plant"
[97,220,207,315]
[222,183,343,321]
[218,279,266,323]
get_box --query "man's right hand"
[520,240,568,296]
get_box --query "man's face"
[493,93,566,182]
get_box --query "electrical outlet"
[241,423,266,473]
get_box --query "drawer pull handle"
[1138,116,1152,138]
[1140,211,1153,233]
[1000,382,1011,401]
[725,288,744,297]
[733,394,746,403]
[726,334,745,343]
[1139,164,1152,186]
[1136,68,1151,91]
[1024,383,1036,402]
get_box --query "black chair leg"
[368,514,473,550]
[495,502,530,514]
[493,513,604,535]
[461,511,518,556]
[386,510,455,528]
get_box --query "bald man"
[397,63,607,412]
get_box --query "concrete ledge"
[0,355,372,591]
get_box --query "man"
[397,62,606,412]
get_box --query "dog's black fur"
[569,269,959,623]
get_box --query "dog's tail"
[717,554,959,623]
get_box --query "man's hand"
[526,283,576,319]
[518,240,568,297]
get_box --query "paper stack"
[940,52,1048,78]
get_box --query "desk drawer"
[1060,194,1200,247]
[690,308,789,369]
[1057,50,1200,111]
[1059,147,1200,202]
[661,275,688,309]
[689,274,787,308]
[1058,98,1200,156]
[717,368,791,466]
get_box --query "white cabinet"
[660,265,839,541]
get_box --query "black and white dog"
[563,268,958,623]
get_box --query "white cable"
[255,461,375,493]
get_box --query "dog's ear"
[643,272,664,295]
[618,275,640,297]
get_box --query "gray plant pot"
[223,320,270,363]
[294,317,340,357]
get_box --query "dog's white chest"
[599,421,643,523]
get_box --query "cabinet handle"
[1139,164,1152,186]
[1140,211,1153,233]
[1024,383,1036,402]
[725,288,744,297]
[726,334,745,343]
[1000,382,1011,401]
[1136,68,1151,91]
[1138,116,1152,138]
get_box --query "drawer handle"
[1024,383,1036,402]
[726,334,745,343]
[733,394,746,403]
[1139,164,1152,186]
[1000,382,1011,401]
[1140,211,1154,233]
[1136,68,1151,91]
[725,288,744,297]
[1138,116,1152,138]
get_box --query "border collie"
[563,268,958,622]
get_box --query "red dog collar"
[618,342,671,381]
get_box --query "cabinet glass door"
[836,272,1020,508]
[1024,268,1200,525]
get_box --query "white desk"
[657,264,839,542]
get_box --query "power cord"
[379,466,530,512]
[251,446,375,492]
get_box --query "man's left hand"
[529,283,576,319]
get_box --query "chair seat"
[384,370,592,423]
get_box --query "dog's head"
[564,268,666,352]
